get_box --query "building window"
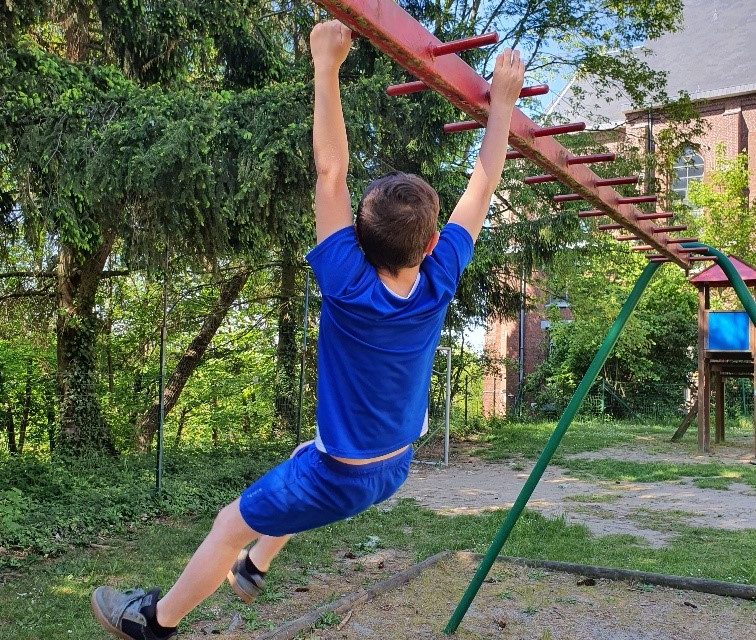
[671,148,704,202]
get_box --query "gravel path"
[390,449,756,547]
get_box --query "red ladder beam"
[594,176,639,187]
[431,32,498,56]
[524,174,559,184]
[577,210,605,218]
[553,193,583,203]
[388,81,549,98]
[635,212,674,221]
[532,122,586,137]
[314,0,688,267]
[566,153,616,165]
[651,225,687,233]
[443,120,483,133]
[617,195,657,205]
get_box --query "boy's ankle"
[150,601,178,637]
[244,554,268,576]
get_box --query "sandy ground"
[391,446,756,546]
[312,553,756,640]
[189,443,756,639]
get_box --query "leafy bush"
[0,444,287,565]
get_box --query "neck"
[377,265,421,298]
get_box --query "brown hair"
[355,172,440,276]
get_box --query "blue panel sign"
[708,311,751,351]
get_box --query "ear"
[424,231,440,257]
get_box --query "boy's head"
[355,172,440,275]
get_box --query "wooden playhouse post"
[697,285,710,453]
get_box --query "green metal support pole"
[445,261,660,634]
[682,243,756,326]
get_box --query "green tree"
[1,0,689,453]
[689,146,755,263]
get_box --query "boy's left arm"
[311,21,353,244]
[448,49,524,243]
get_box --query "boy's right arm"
[311,21,353,244]
[448,49,525,243]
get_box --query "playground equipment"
[689,257,756,455]
[312,0,756,632]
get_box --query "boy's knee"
[210,500,254,545]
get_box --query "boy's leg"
[248,534,292,572]
[156,498,259,627]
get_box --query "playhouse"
[690,256,756,456]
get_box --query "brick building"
[483,0,756,416]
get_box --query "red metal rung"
[594,176,638,187]
[616,235,639,241]
[386,80,427,96]
[443,120,483,134]
[506,150,524,160]
[391,79,547,99]
[617,195,657,204]
[533,122,586,137]
[635,212,673,221]
[432,32,498,56]
[566,153,616,165]
[553,193,583,203]
[679,246,706,253]
[519,84,549,98]
[577,210,605,218]
[651,225,687,233]
[598,223,623,230]
[631,245,654,251]
[523,174,558,185]
[689,256,717,261]
[649,257,671,263]
[665,237,699,245]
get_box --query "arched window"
[671,147,704,201]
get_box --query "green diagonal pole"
[445,261,661,634]
[683,243,756,325]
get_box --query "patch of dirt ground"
[390,445,756,547]
[310,553,756,640]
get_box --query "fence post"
[464,376,468,426]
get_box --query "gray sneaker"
[227,548,265,603]
[91,586,176,639]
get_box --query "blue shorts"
[239,443,413,536]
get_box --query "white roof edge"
[545,75,577,117]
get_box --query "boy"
[91,20,523,640]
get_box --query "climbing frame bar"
[313,0,689,267]
[445,262,662,633]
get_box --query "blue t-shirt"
[305,222,474,458]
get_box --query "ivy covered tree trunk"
[136,267,251,451]
[56,234,117,455]
[275,251,299,436]
[17,358,33,454]
[0,368,17,454]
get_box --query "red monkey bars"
[314,0,690,267]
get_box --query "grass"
[560,459,756,490]
[1,499,755,640]
[2,417,754,639]
[563,493,622,504]
[482,417,677,460]
[483,416,754,462]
